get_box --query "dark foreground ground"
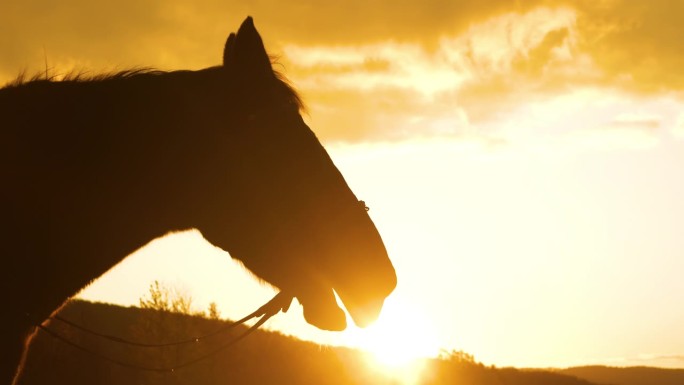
[18,300,684,385]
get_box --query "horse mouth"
[298,289,390,331]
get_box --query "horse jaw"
[299,287,347,331]
[328,217,398,328]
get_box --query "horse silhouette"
[1,17,396,383]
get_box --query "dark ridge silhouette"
[1,16,396,383]
[20,300,600,385]
[560,365,684,385]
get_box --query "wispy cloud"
[282,3,684,145]
[285,7,582,142]
[673,113,684,140]
[562,111,663,151]
[637,354,684,363]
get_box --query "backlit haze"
[3,0,683,371]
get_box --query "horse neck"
[2,76,240,323]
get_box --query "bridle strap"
[38,291,293,372]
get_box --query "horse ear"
[223,32,236,67]
[232,16,274,79]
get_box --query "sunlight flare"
[340,295,440,383]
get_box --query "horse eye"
[359,200,370,212]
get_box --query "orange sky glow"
[2,0,684,372]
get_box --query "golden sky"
[3,1,683,143]
[3,0,684,371]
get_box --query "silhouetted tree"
[207,302,221,320]
[440,349,479,365]
[139,280,194,314]
[132,280,202,383]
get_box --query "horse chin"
[298,290,347,331]
[303,305,346,331]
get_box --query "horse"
[1,17,396,384]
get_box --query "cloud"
[285,6,580,142]
[566,122,660,151]
[288,1,684,144]
[571,0,684,92]
[673,113,684,140]
[0,0,544,80]
[2,1,683,145]
[302,87,473,142]
[634,353,684,364]
[606,353,684,368]
[454,88,684,153]
[0,0,243,80]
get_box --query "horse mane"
[272,69,306,113]
[4,68,163,87]
[3,61,305,112]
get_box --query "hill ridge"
[19,300,670,384]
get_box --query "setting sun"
[340,295,440,381]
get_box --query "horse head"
[201,17,397,331]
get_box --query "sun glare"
[341,296,440,384]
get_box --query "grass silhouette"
[17,300,630,385]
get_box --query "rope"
[39,292,292,372]
[50,297,269,348]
